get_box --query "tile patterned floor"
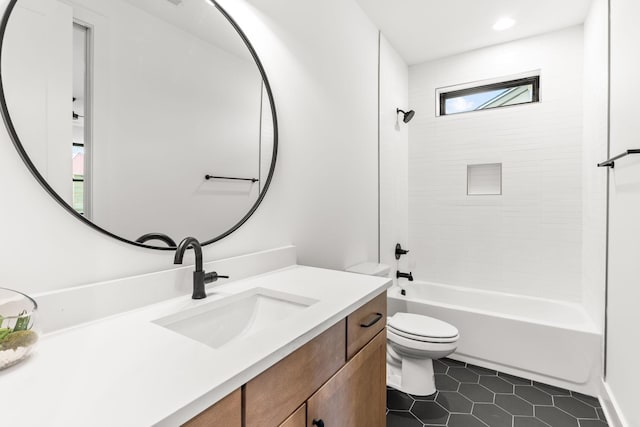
[387,358,609,427]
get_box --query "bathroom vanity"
[0,265,390,426]
[189,292,387,427]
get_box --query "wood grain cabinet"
[346,293,387,359]
[187,292,387,427]
[279,404,306,427]
[182,389,241,427]
[307,331,386,427]
[244,320,346,427]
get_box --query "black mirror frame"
[0,0,278,251]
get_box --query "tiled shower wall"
[408,26,584,302]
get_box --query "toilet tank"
[345,262,390,277]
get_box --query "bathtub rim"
[388,281,599,335]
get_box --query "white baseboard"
[600,379,629,427]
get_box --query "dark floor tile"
[386,410,422,427]
[571,391,601,408]
[448,367,480,383]
[448,414,487,427]
[433,359,448,374]
[458,383,494,403]
[499,372,532,385]
[436,391,473,413]
[409,391,437,401]
[480,376,514,393]
[514,416,550,427]
[473,403,513,427]
[412,401,449,425]
[554,396,598,419]
[495,394,534,416]
[515,385,553,405]
[435,373,460,391]
[533,381,571,396]
[535,406,579,427]
[579,420,608,427]
[467,363,498,376]
[441,358,466,367]
[387,388,414,411]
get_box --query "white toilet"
[346,262,460,396]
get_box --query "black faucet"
[174,237,229,299]
[396,270,414,281]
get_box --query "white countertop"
[0,265,390,426]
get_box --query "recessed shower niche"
[467,163,502,196]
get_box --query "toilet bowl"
[345,262,460,397]
[386,312,459,396]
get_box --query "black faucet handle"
[395,243,410,260]
[204,271,230,284]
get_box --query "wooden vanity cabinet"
[307,331,386,427]
[244,320,346,427]
[279,404,306,427]
[182,389,241,427]
[186,291,387,427]
[346,292,387,359]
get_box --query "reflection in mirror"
[0,0,277,249]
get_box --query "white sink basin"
[154,288,317,349]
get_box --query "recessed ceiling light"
[493,17,516,31]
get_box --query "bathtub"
[387,281,602,395]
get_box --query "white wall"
[2,0,73,204]
[88,0,264,242]
[3,0,266,243]
[604,0,640,425]
[0,0,379,294]
[379,34,409,278]
[582,0,609,334]
[408,27,585,302]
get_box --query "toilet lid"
[388,313,459,339]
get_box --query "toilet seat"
[388,313,458,343]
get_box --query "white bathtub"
[387,281,602,395]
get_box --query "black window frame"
[439,75,540,116]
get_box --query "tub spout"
[397,271,413,281]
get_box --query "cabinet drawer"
[182,389,241,427]
[244,320,346,427]
[346,292,387,359]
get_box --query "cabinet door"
[280,404,306,427]
[307,331,386,427]
[245,320,346,427]
[182,389,241,427]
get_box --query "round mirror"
[0,0,277,249]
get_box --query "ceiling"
[123,0,253,61]
[356,0,594,65]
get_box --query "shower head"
[397,108,415,123]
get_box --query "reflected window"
[72,23,90,217]
[439,76,540,116]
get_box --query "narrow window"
[439,76,539,116]
[72,22,91,217]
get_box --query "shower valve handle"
[395,243,410,260]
